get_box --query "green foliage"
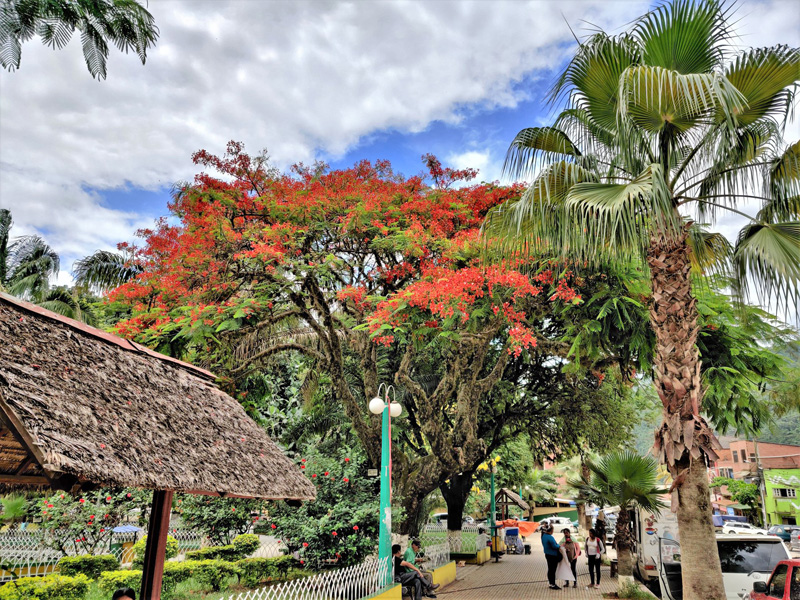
[37,489,149,555]
[97,570,142,596]
[57,554,119,580]
[131,535,178,568]
[175,496,264,545]
[184,534,260,561]
[759,412,800,445]
[0,573,90,600]
[0,495,28,522]
[236,556,295,587]
[617,579,652,599]
[710,477,759,509]
[269,447,378,569]
[189,559,241,592]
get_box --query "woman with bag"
[560,528,580,588]
[584,528,605,589]
[541,524,562,590]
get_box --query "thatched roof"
[496,488,530,511]
[0,293,315,501]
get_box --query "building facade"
[764,469,800,525]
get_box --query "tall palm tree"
[570,451,667,590]
[486,2,799,597]
[73,249,142,292]
[0,0,159,80]
[521,469,558,520]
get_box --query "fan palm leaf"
[73,249,142,292]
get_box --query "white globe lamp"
[389,402,402,418]
[369,397,386,415]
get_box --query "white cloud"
[447,150,505,184]
[0,0,797,280]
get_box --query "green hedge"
[236,555,294,587]
[58,554,119,580]
[0,574,90,600]
[190,559,241,592]
[98,562,194,600]
[131,535,179,568]
[185,533,260,561]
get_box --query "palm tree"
[0,0,159,80]
[73,249,142,292]
[485,2,800,597]
[521,469,557,520]
[0,209,97,324]
[570,451,667,590]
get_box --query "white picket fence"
[420,522,481,554]
[227,557,391,600]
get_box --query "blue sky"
[1,0,798,285]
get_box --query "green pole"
[490,464,497,560]
[378,401,392,583]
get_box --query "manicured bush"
[131,534,178,567]
[58,554,119,579]
[0,573,90,600]
[232,533,260,557]
[98,563,193,599]
[189,559,241,592]
[235,555,295,587]
[185,533,261,561]
[98,570,142,595]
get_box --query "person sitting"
[393,543,438,599]
[112,589,136,600]
[404,539,440,593]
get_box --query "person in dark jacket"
[541,524,561,590]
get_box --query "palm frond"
[761,140,800,221]
[73,250,142,292]
[723,45,800,127]
[632,0,733,74]
[687,224,732,277]
[733,221,800,313]
[503,127,581,181]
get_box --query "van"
[631,507,679,586]
[657,534,790,600]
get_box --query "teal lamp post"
[369,384,402,582]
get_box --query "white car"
[658,534,790,600]
[540,517,578,532]
[721,522,768,535]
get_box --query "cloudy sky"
[1,0,799,285]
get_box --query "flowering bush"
[175,496,265,545]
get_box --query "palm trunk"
[647,232,725,600]
[580,461,592,533]
[616,506,634,587]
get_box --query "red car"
[751,559,800,599]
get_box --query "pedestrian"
[541,523,561,590]
[584,527,605,589]
[112,589,136,600]
[555,533,576,588]
[560,528,580,588]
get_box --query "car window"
[770,564,789,598]
[791,565,800,600]
[770,526,781,533]
[718,541,788,574]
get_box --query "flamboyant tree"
[107,144,640,534]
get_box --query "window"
[741,449,748,462]
[790,565,800,600]
[750,453,757,462]
[774,489,797,498]
[770,563,788,598]
[733,452,739,463]
[717,540,787,574]
[720,468,734,478]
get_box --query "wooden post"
[140,490,173,600]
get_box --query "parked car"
[750,559,800,599]
[540,517,578,532]
[659,534,789,600]
[722,522,769,535]
[768,524,800,543]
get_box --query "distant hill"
[758,412,800,446]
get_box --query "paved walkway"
[436,537,618,600]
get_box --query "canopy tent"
[0,292,315,599]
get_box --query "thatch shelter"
[0,292,315,598]
[495,488,530,520]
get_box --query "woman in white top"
[584,528,605,589]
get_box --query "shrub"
[236,555,295,587]
[185,534,261,562]
[232,533,260,557]
[98,563,194,600]
[98,570,142,595]
[58,554,119,579]
[0,573,90,600]
[131,534,178,567]
[189,559,241,592]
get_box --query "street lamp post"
[369,384,402,581]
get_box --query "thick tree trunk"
[615,506,634,586]
[441,472,473,552]
[647,232,725,600]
